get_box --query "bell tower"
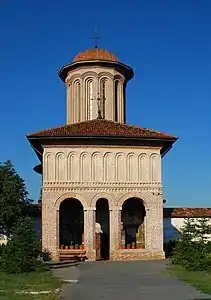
[58,48,134,124]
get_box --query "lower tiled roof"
[27,119,176,139]
[164,208,211,218]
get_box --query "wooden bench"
[59,249,86,261]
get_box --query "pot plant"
[65,245,69,250]
[127,244,130,249]
[137,244,145,249]
[132,242,135,249]
[60,245,64,250]
[70,241,74,250]
[75,244,79,249]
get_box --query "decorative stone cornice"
[42,186,162,193]
[42,181,162,193]
[43,181,162,188]
[43,181,163,194]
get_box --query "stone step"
[45,260,78,269]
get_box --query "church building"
[27,46,177,261]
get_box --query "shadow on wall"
[163,217,181,258]
[163,217,181,243]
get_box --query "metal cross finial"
[90,28,100,49]
[97,92,106,119]
[97,93,103,119]
[91,92,106,119]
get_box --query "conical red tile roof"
[73,48,119,63]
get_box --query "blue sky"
[0,0,210,207]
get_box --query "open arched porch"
[59,198,86,260]
[96,198,110,260]
[121,197,146,249]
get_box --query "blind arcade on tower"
[58,47,134,124]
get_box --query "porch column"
[145,204,164,252]
[42,199,59,261]
[84,208,96,261]
[109,208,122,260]
[145,207,151,249]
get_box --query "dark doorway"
[96,198,110,260]
[59,198,84,248]
[121,198,146,249]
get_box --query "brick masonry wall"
[110,249,165,261]
[40,188,165,261]
[96,233,101,260]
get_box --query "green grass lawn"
[0,270,62,300]
[165,263,211,295]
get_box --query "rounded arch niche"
[54,192,88,210]
[91,192,115,208]
[59,198,84,248]
[121,197,146,249]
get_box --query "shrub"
[183,243,211,271]
[0,244,6,257]
[171,217,211,271]
[40,248,51,262]
[0,216,44,273]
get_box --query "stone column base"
[110,249,165,261]
[51,250,60,262]
[86,249,96,261]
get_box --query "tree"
[0,161,30,236]
[0,216,43,273]
[172,217,211,271]
[38,187,42,204]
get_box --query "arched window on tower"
[114,80,119,121]
[86,80,93,120]
[76,81,81,121]
[73,80,81,122]
[100,79,106,118]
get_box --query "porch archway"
[96,198,110,260]
[59,198,84,248]
[121,197,146,249]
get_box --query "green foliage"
[0,161,30,236]
[0,270,61,300]
[0,216,44,274]
[171,217,211,271]
[38,187,42,204]
[40,248,52,262]
[0,243,6,256]
[182,242,211,271]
